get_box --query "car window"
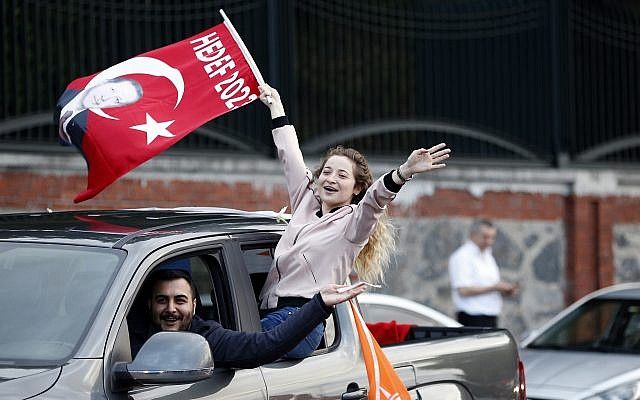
[529,299,640,353]
[621,307,640,348]
[240,244,275,303]
[240,243,340,352]
[0,243,123,366]
[190,256,216,320]
[126,250,236,358]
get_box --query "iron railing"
[1,0,639,165]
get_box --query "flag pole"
[219,9,272,103]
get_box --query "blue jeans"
[260,306,324,359]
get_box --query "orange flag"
[349,300,412,400]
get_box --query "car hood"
[521,349,640,395]
[0,366,60,399]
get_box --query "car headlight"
[583,381,640,400]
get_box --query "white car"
[520,283,640,400]
[357,293,461,327]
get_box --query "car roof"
[596,284,640,300]
[0,207,287,248]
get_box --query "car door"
[107,240,268,400]
[259,308,371,399]
[234,236,371,399]
[126,369,267,400]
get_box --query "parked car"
[358,293,461,327]
[520,283,640,400]
[0,208,524,399]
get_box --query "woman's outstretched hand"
[320,283,367,307]
[399,143,451,179]
[258,83,285,119]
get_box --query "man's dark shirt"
[130,293,332,369]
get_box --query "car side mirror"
[112,331,214,392]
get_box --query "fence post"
[550,0,570,167]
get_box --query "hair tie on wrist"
[397,167,412,183]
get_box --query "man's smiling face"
[81,79,141,109]
[149,278,196,331]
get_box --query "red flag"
[350,301,412,400]
[366,321,415,346]
[56,21,259,202]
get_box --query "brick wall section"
[0,172,288,212]
[390,189,566,220]
[2,169,640,303]
[564,197,600,303]
[598,198,615,290]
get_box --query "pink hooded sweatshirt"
[259,124,398,310]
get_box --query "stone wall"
[383,218,565,338]
[614,224,640,284]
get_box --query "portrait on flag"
[57,77,144,144]
[56,18,260,203]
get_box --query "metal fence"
[1,0,639,165]
[569,1,640,164]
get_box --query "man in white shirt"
[448,219,518,328]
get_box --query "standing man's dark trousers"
[457,311,498,328]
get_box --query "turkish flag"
[56,22,259,203]
[349,301,411,400]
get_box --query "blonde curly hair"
[314,146,396,283]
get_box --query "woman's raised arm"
[392,143,451,185]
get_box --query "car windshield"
[528,298,640,354]
[0,243,123,367]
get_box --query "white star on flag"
[130,113,175,145]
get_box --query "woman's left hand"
[320,284,366,306]
[401,143,451,176]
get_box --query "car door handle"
[341,388,367,400]
[342,382,367,400]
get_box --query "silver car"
[520,283,640,400]
[357,293,461,327]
